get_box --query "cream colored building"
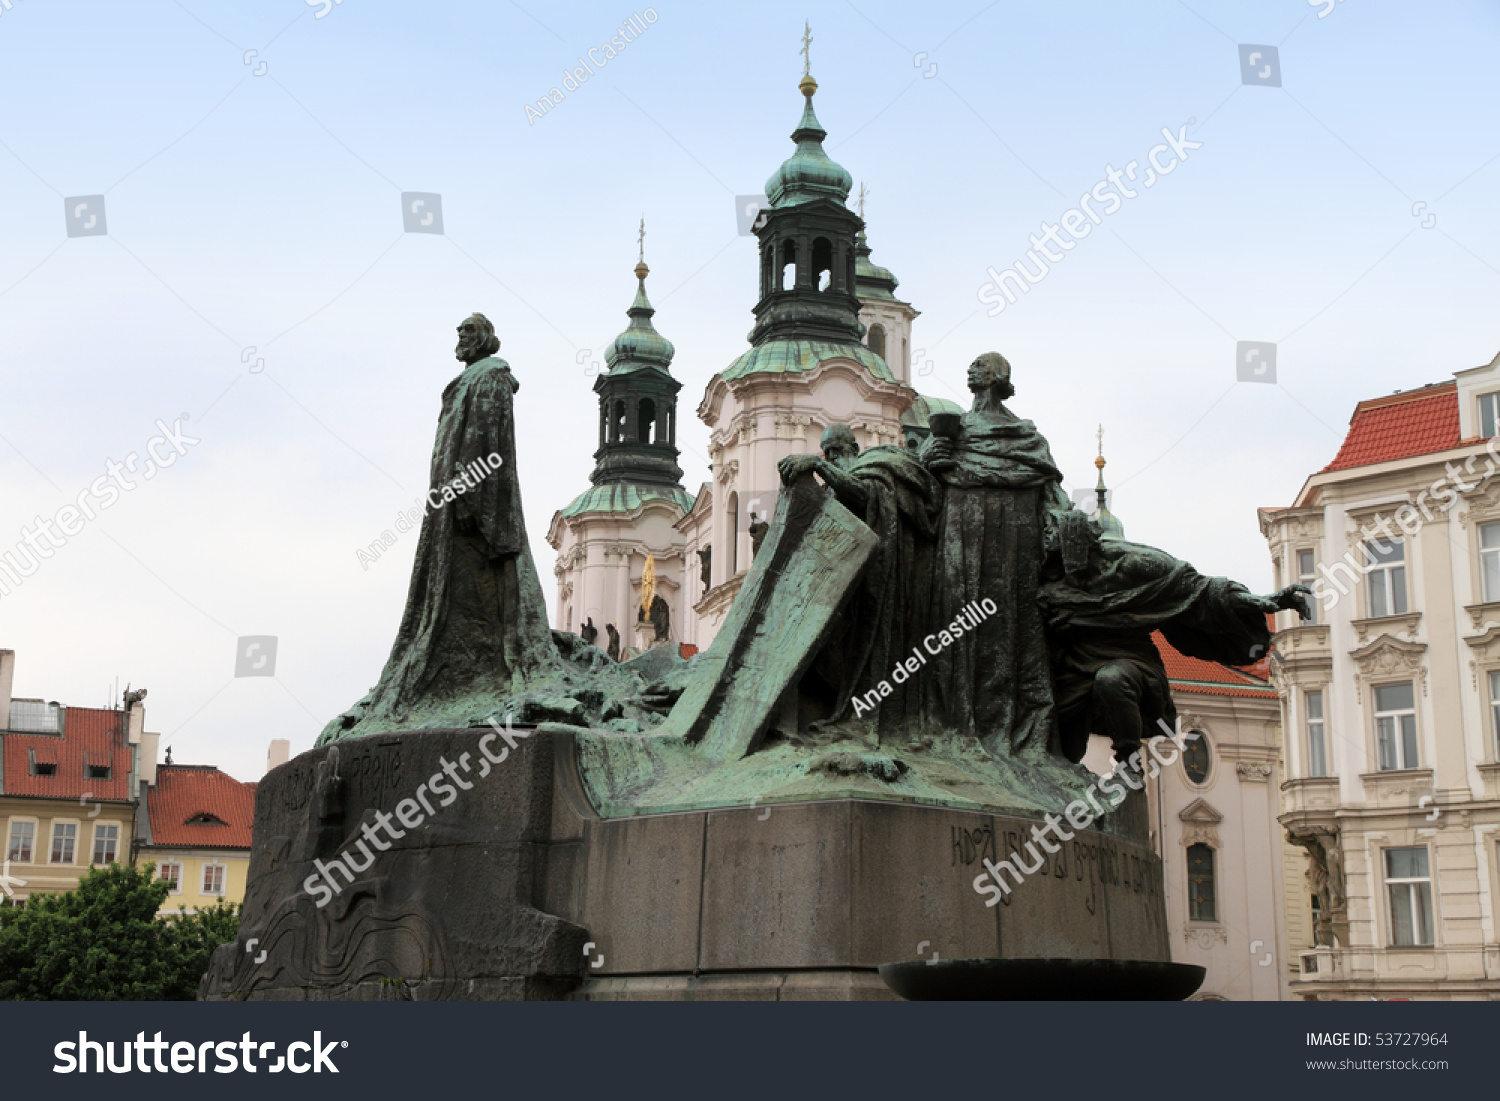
[1144,642,1290,1001]
[0,649,148,906]
[1262,351,1500,999]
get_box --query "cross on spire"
[801,20,813,78]
[1096,423,1104,459]
[857,182,869,220]
[637,216,646,264]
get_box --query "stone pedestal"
[203,727,1168,1001]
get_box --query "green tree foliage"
[0,863,240,1000]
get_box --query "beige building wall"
[1,796,136,904]
[1144,688,1291,1000]
[1263,354,1500,999]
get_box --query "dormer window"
[186,812,227,826]
[1481,391,1500,438]
[86,765,111,780]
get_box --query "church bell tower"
[590,230,685,488]
[747,58,865,347]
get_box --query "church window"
[867,323,886,358]
[1187,843,1216,921]
[1183,731,1210,784]
[639,399,656,443]
[779,240,796,290]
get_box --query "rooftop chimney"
[0,649,14,732]
[267,739,290,773]
[140,731,160,788]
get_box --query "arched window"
[867,323,886,358]
[726,492,740,575]
[779,240,797,290]
[1183,731,1210,784]
[639,398,656,443]
[666,404,675,445]
[1187,844,1216,921]
[813,237,833,291]
[612,400,626,443]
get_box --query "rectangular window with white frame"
[91,824,118,865]
[202,863,226,896]
[6,821,34,864]
[1481,522,1500,603]
[1297,549,1319,625]
[1306,690,1328,776]
[158,862,182,894]
[50,822,76,864]
[1364,538,1408,617]
[1374,682,1419,771]
[1385,846,1434,947]
[1490,670,1500,762]
[1481,391,1500,439]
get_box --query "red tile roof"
[1,707,132,801]
[146,765,255,849]
[1321,382,1463,473]
[1153,632,1276,698]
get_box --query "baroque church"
[544,60,1290,1001]
[546,67,959,652]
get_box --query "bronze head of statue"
[455,313,501,365]
[820,423,860,468]
[967,351,1014,400]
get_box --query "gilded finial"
[857,182,868,221]
[799,20,817,95]
[1095,423,1106,469]
[635,216,648,280]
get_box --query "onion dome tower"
[589,231,685,490]
[746,61,864,347]
[1093,426,1125,541]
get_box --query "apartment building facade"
[1261,352,1500,998]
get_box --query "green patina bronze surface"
[319,323,1307,826]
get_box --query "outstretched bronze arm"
[776,454,869,513]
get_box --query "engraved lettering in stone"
[950,822,996,867]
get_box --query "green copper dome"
[605,262,675,374]
[765,79,853,208]
[855,229,900,302]
[1093,454,1125,540]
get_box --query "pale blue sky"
[1,0,1496,780]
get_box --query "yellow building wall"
[138,847,249,914]
[1,797,137,904]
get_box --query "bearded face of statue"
[455,314,501,365]
[820,425,859,468]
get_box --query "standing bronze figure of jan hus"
[319,314,556,743]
